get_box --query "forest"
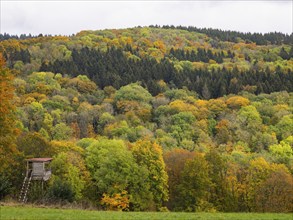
[0,26,292,212]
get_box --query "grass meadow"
[1,205,292,220]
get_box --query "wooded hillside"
[0,26,292,212]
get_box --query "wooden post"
[26,161,29,176]
[42,180,44,199]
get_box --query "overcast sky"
[1,1,292,36]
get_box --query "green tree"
[279,47,289,60]
[114,83,153,122]
[16,132,54,158]
[176,153,213,211]
[236,105,264,151]
[26,72,61,95]
[49,151,89,201]
[269,136,293,165]
[169,112,196,148]
[274,115,293,140]
[52,123,73,140]
[114,83,152,104]
[205,149,236,211]
[25,101,45,131]
[85,138,153,210]
[42,113,53,139]
[130,139,169,209]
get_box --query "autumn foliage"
[0,54,20,175]
[0,27,292,212]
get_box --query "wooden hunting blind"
[19,158,53,203]
[26,158,53,181]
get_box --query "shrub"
[46,178,75,203]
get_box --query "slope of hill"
[0,27,292,212]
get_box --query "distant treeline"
[0,33,73,41]
[3,24,293,45]
[0,33,39,41]
[150,25,293,45]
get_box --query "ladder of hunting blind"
[19,170,32,203]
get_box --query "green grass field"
[0,205,292,220]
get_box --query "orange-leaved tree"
[0,53,21,199]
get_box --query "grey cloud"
[1,1,292,35]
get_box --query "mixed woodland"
[0,26,292,212]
